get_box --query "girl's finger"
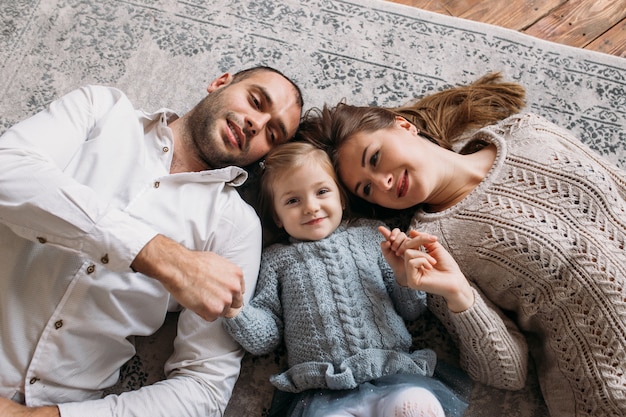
[378,225,392,240]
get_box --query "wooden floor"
[387,0,626,58]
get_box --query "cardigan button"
[54,320,63,329]
[86,264,95,274]
[37,237,47,244]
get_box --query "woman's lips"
[397,171,408,198]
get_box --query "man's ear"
[207,73,234,93]
[394,116,418,135]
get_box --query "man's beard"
[186,87,248,169]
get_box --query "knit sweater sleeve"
[379,253,427,321]
[361,218,428,321]
[223,250,283,356]
[428,286,528,390]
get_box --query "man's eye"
[369,151,379,167]
[363,184,371,197]
[252,95,260,109]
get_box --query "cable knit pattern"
[224,218,436,393]
[412,113,626,417]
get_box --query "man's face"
[188,70,302,169]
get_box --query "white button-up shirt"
[0,86,262,416]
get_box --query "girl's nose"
[304,198,320,214]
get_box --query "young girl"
[297,73,626,417]
[223,141,526,417]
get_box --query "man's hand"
[0,398,59,417]
[131,234,245,321]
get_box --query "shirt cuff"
[80,208,158,272]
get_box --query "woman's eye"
[363,183,371,197]
[369,151,379,167]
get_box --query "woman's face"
[337,117,432,210]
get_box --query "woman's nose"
[374,172,394,191]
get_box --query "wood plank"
[384,0,626,58]
[586,17,626,57]
[440,0,483,16]
[524,0,626,49]
[386,0,451,15]
[456,0,567,31]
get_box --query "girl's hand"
[401,230,474,313]
[378,226,411,280]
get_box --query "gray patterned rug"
[2,0,625,416]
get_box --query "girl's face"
[272,160,344,241]
[337,117,431,210]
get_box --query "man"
[0,66,303,416]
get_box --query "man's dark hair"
[232,66,304,109]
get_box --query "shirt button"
[29,377,40,385]
[54,320,63,329]
[86,264,95,274]
[37,237,47,244]
[154,181,160,188]
[162,146,169,153]
[101,254,109,264]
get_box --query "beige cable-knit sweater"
[412,113,626,417]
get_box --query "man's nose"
[245,111,271,137]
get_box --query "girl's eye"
[369,151,379,167]
[363,183,371,197]
[318,188,329,196]
[285,198,298,205]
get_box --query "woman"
[298,73,626,417]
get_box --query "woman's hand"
[390,229,474,313]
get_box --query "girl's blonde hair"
[258,141,348,246]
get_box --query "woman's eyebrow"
[354,145,371,195]
[361,145,370,167]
